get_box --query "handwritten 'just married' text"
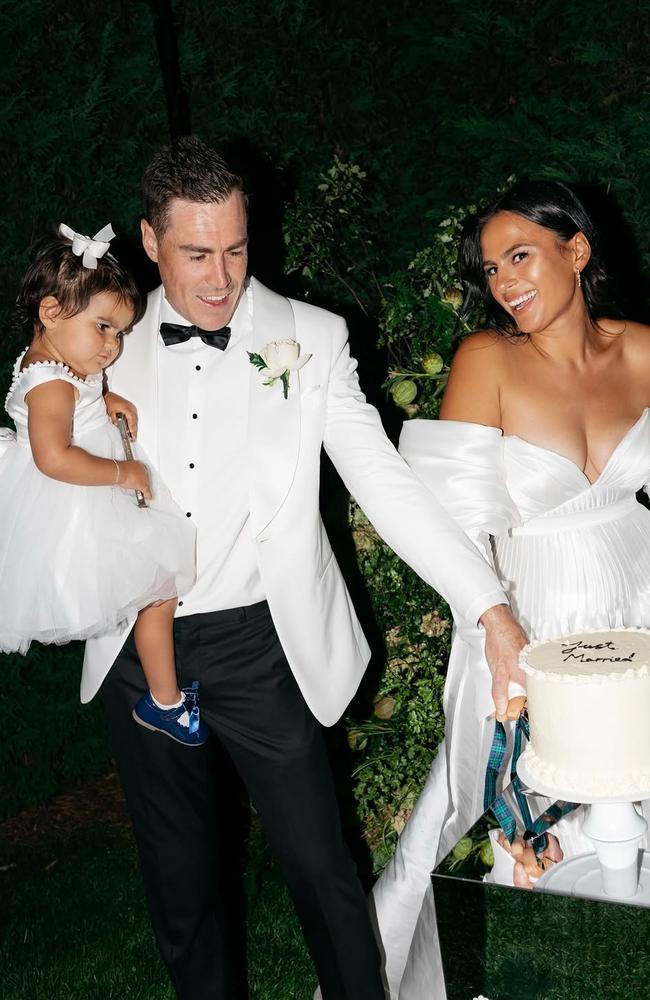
[561,639,636,664]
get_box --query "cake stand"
[517,755,650,903]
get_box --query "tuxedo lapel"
[113,288,163,466]
[247,278,301,536]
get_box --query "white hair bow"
[58,222,115,269]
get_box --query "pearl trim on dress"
[5,348,102,409]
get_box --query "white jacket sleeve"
[322,320,508,625]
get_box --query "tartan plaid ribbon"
[483,712,579,855]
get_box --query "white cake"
[518,628,650,800]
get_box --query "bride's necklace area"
[529,312,622,364]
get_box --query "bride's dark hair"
[459,179,624,337]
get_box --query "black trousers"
[101,601,385,1000]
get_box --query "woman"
[371,180,650,998]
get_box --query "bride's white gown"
[371,415,650,1000]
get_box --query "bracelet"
[112,459,121,485]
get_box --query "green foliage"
[283,156,381,313]
[379,208,475,353]
[283,159,485,421]
[378,205,485,418]
[346,504,450,869]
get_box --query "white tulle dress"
[371,415,650,1000]
[0,353,196,654]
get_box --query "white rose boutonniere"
[248,339,312,399]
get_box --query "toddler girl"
[0,224,205,746]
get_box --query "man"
[83,136,524,999]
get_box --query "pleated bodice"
[399,414,650,641]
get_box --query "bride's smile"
[480,210,587,335]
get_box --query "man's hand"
[479,604,528,722]
[105,391,138,440]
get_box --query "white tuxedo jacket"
[82,278,505,724]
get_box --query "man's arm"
[321,320,526,706]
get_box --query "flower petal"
[286,353,312,371]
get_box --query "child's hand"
[105,392,138,440]
[118,460,152,499]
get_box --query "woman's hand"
[117,460,151,499]
[105,391,138,440]
[479,604,528,721]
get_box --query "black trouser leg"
[101,630,243,1000]
[176,604,385,1000]
[101,603,385,1000]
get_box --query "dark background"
[1,0,650,817]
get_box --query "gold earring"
[575,267,582,288]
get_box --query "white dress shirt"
[156,284,265,615]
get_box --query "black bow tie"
[159,322,231,350]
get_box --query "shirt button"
[192,413,198,419]
[195,365,201,371]
[189,462,195,469]
[186,512,192,518]
[178,600,184,607]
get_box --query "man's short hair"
[142,135,245,237]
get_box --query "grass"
[0,822,318,999]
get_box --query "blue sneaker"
[132,681,208,746]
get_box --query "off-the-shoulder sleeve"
[399,419,521,559]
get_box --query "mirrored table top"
[432,783,650,999]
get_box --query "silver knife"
[115,412,147,508]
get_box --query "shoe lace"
[182,680,201,735]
